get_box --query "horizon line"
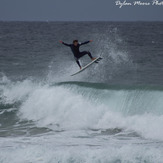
[0,20,163,22]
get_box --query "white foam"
[0,135,163,163]
[19,85,104,130]
[0,79,38,104]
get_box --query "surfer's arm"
[80,40,93,46]
[59,41,71,47]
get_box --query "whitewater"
[0,21,163,163]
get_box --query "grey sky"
[0,0,163,21]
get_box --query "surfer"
[59,40,96,69]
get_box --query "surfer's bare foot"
[80,66,82,70]
[91,57,96,61]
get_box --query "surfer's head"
[73,40,78,46]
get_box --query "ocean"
[0,21,163,163]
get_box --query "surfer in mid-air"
[59,40,96,69]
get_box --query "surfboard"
[71,56,102,76]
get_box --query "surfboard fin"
[96,58,102,62]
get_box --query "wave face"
[1,79,163,140]
[19,81,163,140]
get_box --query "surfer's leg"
[76,60,82,69]
[74,57,82,69]
[81,51,96,61]
[78,51,93,59]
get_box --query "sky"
[0,0,163,21]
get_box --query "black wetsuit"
[62,41,93,68]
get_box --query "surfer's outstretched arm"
[59,41,71,47]
[80,40,93,46]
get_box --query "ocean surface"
[0,21,163,163]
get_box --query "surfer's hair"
[73,40,78,43]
